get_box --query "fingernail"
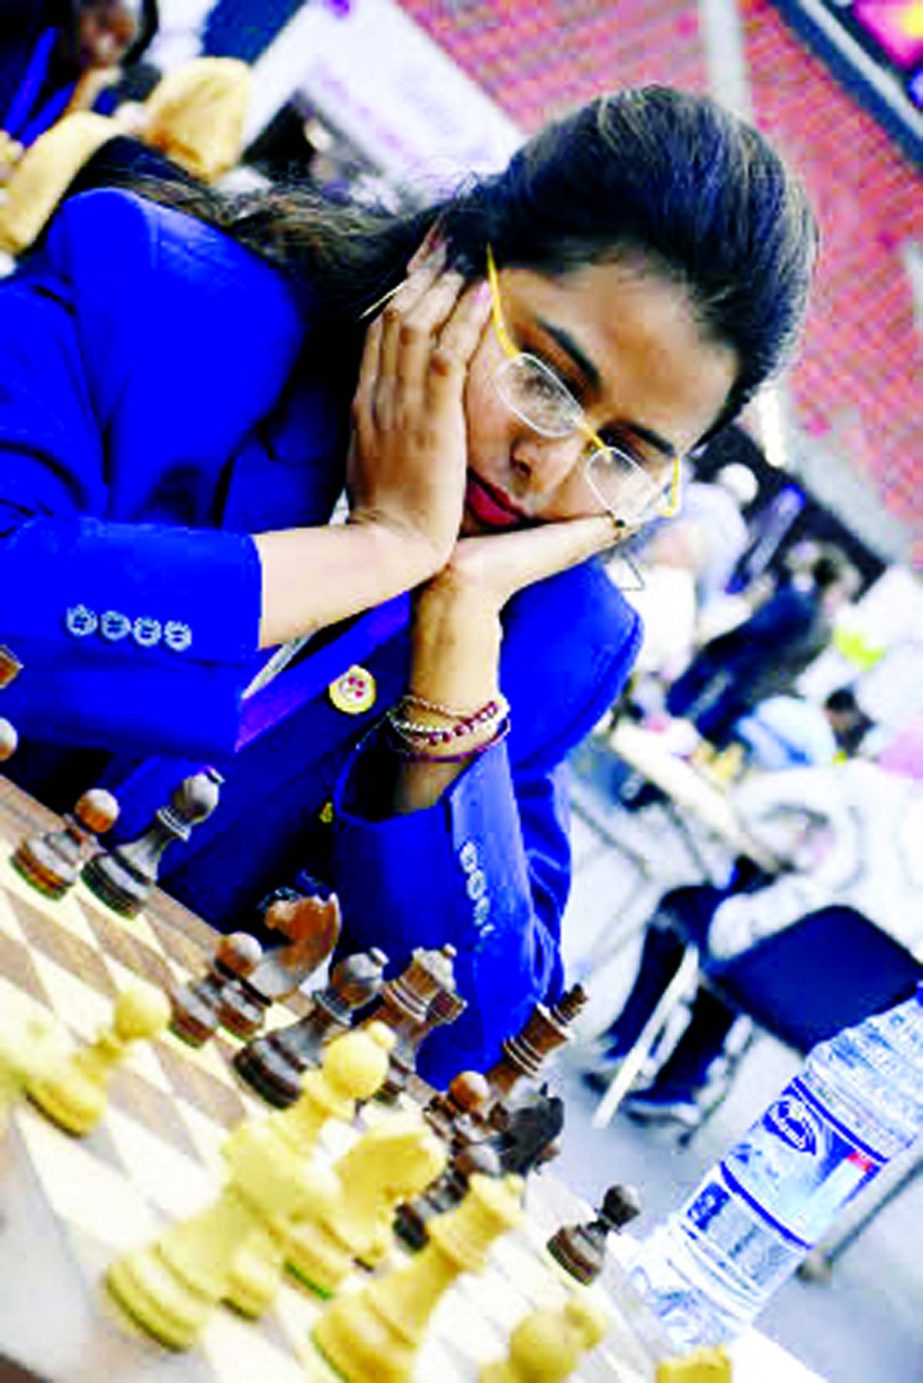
[420,242,447,269]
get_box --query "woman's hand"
[387,515,620,812]
[407,514,620,715]
[348,253,491,583]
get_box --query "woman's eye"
[598,429,650,468]
[523,368,566,403]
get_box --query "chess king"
[0,85,817,1083]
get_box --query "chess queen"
[0,87,816,1083]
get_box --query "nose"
[510,430,589,505]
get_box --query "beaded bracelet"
[402,691,475,720]
[386,714,511,764]
[387,696,508,748]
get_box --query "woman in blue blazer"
[0,87,817,1081]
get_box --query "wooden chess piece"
[0,644,23,688]
[0,1009,58,1133]
[233,947,388,1107]
[0,717,18,762]
[169,932,263,1047]
[546,1183,642,1286]
[27,984,169,1134]
[393,1140,502,1252]
[283,1114,447,1295]
[656,1348,732,1381]
[217,890,341,1039]
[262,1022,396,1165]
[480,1294,609,1382]
[220,1022,396,1319]
[423,1069,492,1152]
[12,788,120,899]
[482,985,587,1125]
[377,986,466,1105]
[358,943,458,1099]
[107,1113,340,1349]
[312,1173,524,1383]
[494,1086,566,1177]
[82,769,223,918]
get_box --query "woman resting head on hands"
[0,87,816,1079]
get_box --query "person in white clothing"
[585,754,923,1127]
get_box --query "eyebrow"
[537,317,678,459]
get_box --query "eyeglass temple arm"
[489,242,683,520]
[485,245,519,360]
[661,454,683,517]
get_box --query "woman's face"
[461,258,738,534]
[77,0,143,68]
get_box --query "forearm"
[388,586,503,813]
[254,519,443,649]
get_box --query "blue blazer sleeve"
[0,190,305,756]
[331,559,643,1084]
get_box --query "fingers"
[426,279,492,401]
[358,260,490,443]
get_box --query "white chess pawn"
[0,1010,57,1132]
[27,984,169,1134]
[480,1294,609,1382]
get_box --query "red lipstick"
[464,471,532,531]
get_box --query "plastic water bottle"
[627,984,923,1350]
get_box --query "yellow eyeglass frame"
[485,244,682,519]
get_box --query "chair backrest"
[711,905,922,1052]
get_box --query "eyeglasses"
[485,245,682,527]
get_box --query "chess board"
[0,778,636,1383]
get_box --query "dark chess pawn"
[377,987,467,1105]
[232,947,388,1107]
[393,1141,503,1251]
[423,1069,493,1153]
[483,983,588,1126]
[217,890,341,1039]
[13,788,120,900]
[357,943,459,1097]
[169,933,264,1048]
[82,769,223,918]
[546,1182,643,1286]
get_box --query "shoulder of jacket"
[36,190,305,426]
[44,189,296,315]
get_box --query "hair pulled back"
[437,87,817,438]
[121,86,816,441]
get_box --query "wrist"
[410,586,502,710]
[348,511,449,584]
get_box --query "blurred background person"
[585,746,923,1129]
[666,541,857,748]
[0,55,251,255]
[0,0,157,176]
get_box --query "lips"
[464,471,532,531]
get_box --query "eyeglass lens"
[586,448,663,524]
[493,355,583,438]
[494,355,668,523]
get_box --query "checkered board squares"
[0,815,614,1382]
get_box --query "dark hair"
[810,544,854,593]
[120,86,816,439]
[825,687,860,715]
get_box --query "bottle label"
[724,1074,886,1246]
